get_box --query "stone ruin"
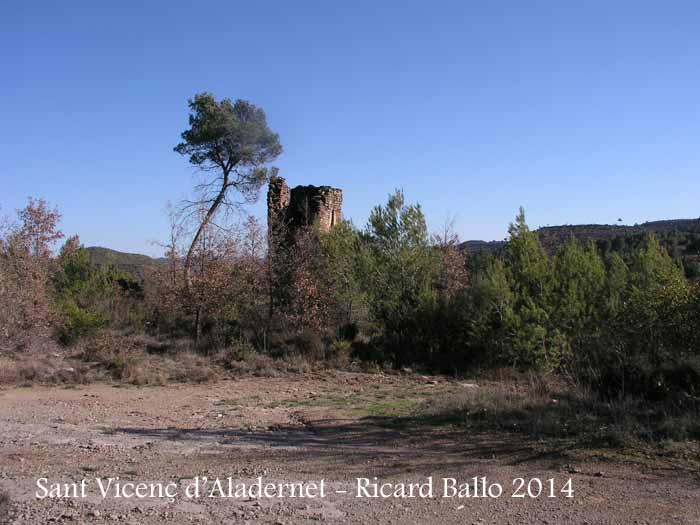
[267,176,342,234]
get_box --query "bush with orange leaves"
[0,199,63,352]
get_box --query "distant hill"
[461,217,700,254]
[85,247,165,279]
[537,218,700,251]
[460,240,506,253]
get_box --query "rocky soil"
[0,372,698,524]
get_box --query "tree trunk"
[184,175,228,343]
[194,306,202,344]
[184,182,227,291]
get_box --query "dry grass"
[410,374,700,450]
[0,354,95,386]
[0,332,220,386]
[73,332,218,385]
[0,328,376,387]
[224,353,315,377]
[0,333,318,386]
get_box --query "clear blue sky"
[2,1,699,255]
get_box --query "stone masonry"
[267,176,342,234]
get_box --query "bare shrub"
[0,349,94,386]
[226,354,279,377]
[78,332,120,364]
[226,353,313,377]
[166,338,195,354]
[290,329,324,360]
[48,365,91,385]
[71,332,222,385]
[122,360,167,386]
[167,353,217,383]
[0,365,18,384]
[128,334,168,354]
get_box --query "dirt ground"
[0,372,698,524]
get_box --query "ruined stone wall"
[267,176,342,234]
[267,176,290,229]
[267,177,344,318]
[317,187,343,231]
[288,185,342,232]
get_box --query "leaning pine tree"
[174,92,282,340]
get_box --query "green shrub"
[338,322,359,342]
[226,338,256,363]
[328,339,352,368]
[660,357,700,398]
[57,301,104,345]
[110,353,128,379]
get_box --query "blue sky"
[2,1,699,255]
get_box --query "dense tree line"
[2,191,699,402]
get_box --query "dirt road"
[0,373,698,524]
